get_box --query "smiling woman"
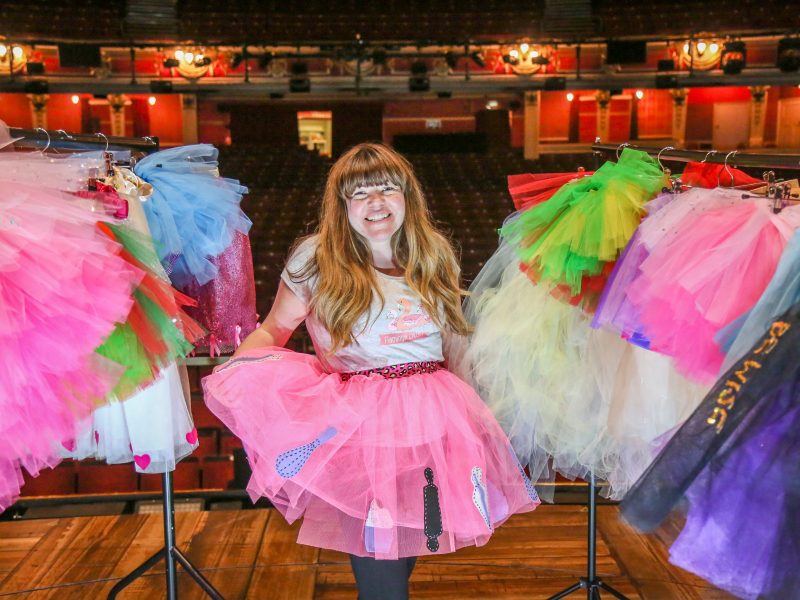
[346,183,407,258]
[202,142,539,600]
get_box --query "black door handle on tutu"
[423,467,443,552]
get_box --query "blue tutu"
[717,229,800,372]
[134,144,251,289]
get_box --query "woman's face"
[345,182,406,244]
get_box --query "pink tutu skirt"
[203,348,540,559]
[627,196,800,383]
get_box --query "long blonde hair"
[289,143,470,352]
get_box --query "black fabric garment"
[349,554,418,600]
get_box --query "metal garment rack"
[592,142,800,170]
[9,128,224,600]
[546,142,800,600]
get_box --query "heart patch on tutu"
[186,428,198,445]
[134,454,151,470]
[62,439,76,452]
[94,431,100,445]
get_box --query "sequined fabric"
[183,231,258,355]
[340,360,445,381]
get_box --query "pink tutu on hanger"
[627,194,800,384]
[203,347,540,559]
[0,181,142,510]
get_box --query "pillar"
[670,88,688,147]
[107,94,127,137]
[595,90,611,143]
[181,93,199,144]
[27,93,48,129]
[748,86,769,148]
[523,90,541,160]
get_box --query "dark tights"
[349,554,418,600]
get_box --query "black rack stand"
[107,472,224,600]
[546,474,630,600]
[7,127,223,600]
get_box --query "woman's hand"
[233,281,309,356]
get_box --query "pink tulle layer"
[628,197,800,384]
[203,348,540,559]
[0,181,142,510]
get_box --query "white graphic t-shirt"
[280,236,444,373]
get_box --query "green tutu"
[500,148,666,295]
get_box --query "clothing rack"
[9,127,223,600]
[550,141,800,600]
[592,142,800,170]
[543,145,634,600]
[8,127,160,153]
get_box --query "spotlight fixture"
[25,62,44,75]
[409,60,430,92]
[149,80,173,93]
[371,49,388,66]
[657,59,675,71]
[258,52,274,70]
[635,89,644,100]
[503,43,549,75]
[721,41,746,75]
[544,76,567,90]
[148,96,157,106]
[470,51,486,68]
[678,38,721,70]
[777,37,800,72]
[566,92,575,102]
[71,94,79,104]
[23,80,48,94]
[289,61,310,92]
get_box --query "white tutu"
[460,237,708,499]
[64,363,197,474]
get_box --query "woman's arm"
[233,281,309,355]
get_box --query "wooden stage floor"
[0,505,734,599]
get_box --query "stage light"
[470,51,485,68]
[258,52,274,69]
[289,61,310,92]
[371,49,388,65]
[520,43,529,54]
[12,46,23,59]
[0,44,7,58]
[635,89,644,100]
[149,80,173,93]
[148,96,157,106]
[777,37,800,72]
[409,60,430,92]
[71,94,79,104]
[696,41,707,54]
[174,50,184,60]
[566,92,574,101]
[721,41,746,75]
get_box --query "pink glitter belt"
[340,361,445,381]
